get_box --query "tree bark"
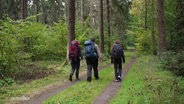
[157,0,167,53]
[89,0,94,29]
[151,0,156,55]
[81,0,84,22]
[175,0,184,51]
[106,0,110,54]
[67,0,76,60]
[20,0,27,19]
[21,0,29,52]
[0,0,6,19]
[36,0,40,22]
[68,0,75,42]
[99,0,104,52]
[144,0,148,30]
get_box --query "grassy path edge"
[93,56,136,104]
[19,64,112,104]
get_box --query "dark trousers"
[86,57,99,81]
[113,59,122,80]
[70,62,80,79]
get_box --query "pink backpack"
[69,40,79,60]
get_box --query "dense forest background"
[0,0,184,86]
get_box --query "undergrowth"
[110,55,184,104]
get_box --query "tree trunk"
[89,0,94,29]
[67,0,75,59]
[20,0,27,19]
[151,0,156,55]
[36,0,40,22]
[81,0,84,22]
[99,0,104,52]
[106,0,110,54]
[144,0,148,30]
[0,0,6,19]
[175,0,184,51]
[65,0,68,23]
[157,0,167,53]
[21,0,29,52]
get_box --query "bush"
[160,51,184,76]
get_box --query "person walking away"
[84,38,101,82]
[111,40,125,82]
[69,40,83,81]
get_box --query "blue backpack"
[84,40,97,58]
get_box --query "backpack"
[111,44,122,59]
[69,40,79,60]
[84,40,97,58]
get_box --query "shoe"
[118,76,121,81]
[115,79,119,82]
[95,77,99,80]
[87,79,91,82]
[76,78,80,80]
[69,76,72,81]
[87,77,91,82]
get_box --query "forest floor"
[12,56,136,104]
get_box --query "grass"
[110,55,184,104]
[0,65,71,104]
[0,50,133,104]
[44,50,134,104]
[44,66,114,104]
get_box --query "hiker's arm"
[95,44,101,59]
[122,50,125,63]
[79,47,83,60]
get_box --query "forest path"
[93,56,136,104]
[15,55,136,104]
[19,64,112,104]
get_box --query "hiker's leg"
[87,64,92,82]
[70,63,75,76]
[75,62,80,79]
[118,61,122,77]
[93,58,99,79]
[70,63,75,81]
[114,62,118,80]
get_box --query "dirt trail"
[93,56,136,104]
[16,64,112,104]
[12,56,135,104]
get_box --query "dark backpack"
[69,41,79,60]
[84,40,97,58]
[111,44,122,59]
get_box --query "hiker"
[111,40,125,82]
[68,40,83,81]
[84,38,101,82]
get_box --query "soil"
[10,56,136,104]
[11,64,112,104]
[93,56,136,104]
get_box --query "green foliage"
[110,55,184,104]
[0,78,15,87]
[0,17,70,87]
[160,51,184,76]
[128,27,154,54]
[0,17,20,70]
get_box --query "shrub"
[160,51,184,76]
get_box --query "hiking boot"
[69,75,72,81]
[95,77,99,80]
[76,78,80,80]
[87,77,91,82]
[115,79,119,82]
[118,76,121,81]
